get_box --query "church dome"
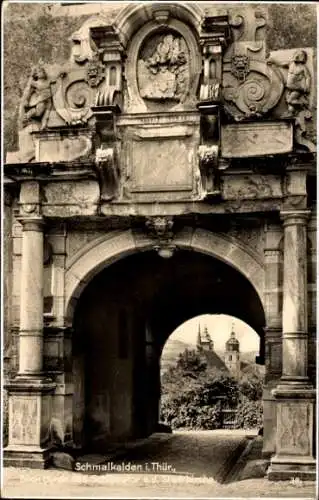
[225,329,240,352]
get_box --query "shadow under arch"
[65,228,265,326]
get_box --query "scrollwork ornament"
[223,59,284,120]
[53,70,96,125]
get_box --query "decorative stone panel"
[42,181,99,217]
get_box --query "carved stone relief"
[285,50,311,115]
[9,17,115,164]
[138,32,189,103]
[53,68,96,126]
[222,9,316,156]
[222,9,285,121]
[125,18,201,113]
[145,216,176,258]
[10,397,38,444]
[43,181,99,217]
[19,64,52,130]
[85,55,105,88]
[278,403,310,455]
[223,174,282,200]
[197,16,230,200]
[15,63,54,162]
[90,25,124,109]
[223,44,285,121]
[267,48,315,153]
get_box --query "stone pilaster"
[268,210,316,481]
[262,224,283,456]
[4,185,56,468]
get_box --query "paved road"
[101,430,247,479]
[2,431,316,498]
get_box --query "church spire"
[196,323,202,349]
[199,325,213,351]
[231,321,236,338]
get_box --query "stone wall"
[3,2,316,155]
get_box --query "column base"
[3,445,53,469]
[5,374,56,391]
[4,375,56,468]
[269,386,316,481]
[267,455,316,481]
[276,376,314,392]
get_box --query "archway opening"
[160,314,265,432]
[72,249,265,451]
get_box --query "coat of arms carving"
[137,32,189,102]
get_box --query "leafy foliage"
[238,373,263,401]
[160,348,264,430]
[236,399,263,429]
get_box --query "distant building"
[162,322,263,378]
[197,324,213,351]
[196,324,227,371]
[224,323,241,378]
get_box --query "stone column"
[268,210,316,481]
[18,217,45,375]
[4,198,55,468]
[280,211,310,387]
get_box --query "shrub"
[160,394,223,430]
[238,373,263,401]
[236,399,263,429]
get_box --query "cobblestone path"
[2,431,316,498]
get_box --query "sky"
[165,314,260,353]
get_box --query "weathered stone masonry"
[3,3,316,479]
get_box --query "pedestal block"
[267,389,316,480]
[4,377,56,468]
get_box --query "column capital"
[280,210,311,227]
[18,216,45,232]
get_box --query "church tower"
[224,323,240,377]
[197,324,213,351]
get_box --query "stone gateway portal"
[3,2,316,481]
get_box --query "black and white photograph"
[1,1,317,498]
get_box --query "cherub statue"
[20,64,52,129]
[268,49,311,116]
[286,50,311,114]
